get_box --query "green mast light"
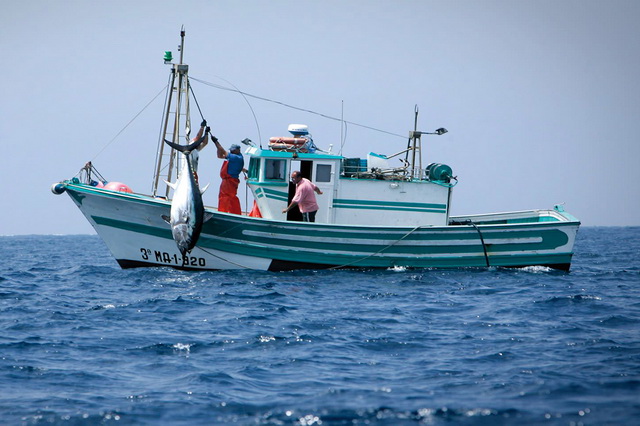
[163,51,173,63]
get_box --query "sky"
[1,0,639,235]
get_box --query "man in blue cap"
[211,137,246,214]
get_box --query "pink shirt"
[292,178,319,213]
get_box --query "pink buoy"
[104,181,133,193]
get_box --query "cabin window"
[248,158,260,180]
[316,164,332,182]
[265,159,286,180]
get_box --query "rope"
[466,220,490,267]
[91,85,168,162]
[194,224,422,271]
[244,179,249,216]
[75,161,107,184]
[328,225,423,269]
[188,82,205,122]
[193,222,432,271]
[192,223,424,271]
[190,76,406,139]
[195,245,253,269]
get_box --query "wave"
[535,294,602,305]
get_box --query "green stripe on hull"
[204,217,569,250]
[199,217,571,266]
[332,204,446,213]
[333,198,446,213]
[204,231,566,255]
[66,183,171,208]
[92,216,174,240]
[335,198,446,209]
[197,234,574,269]
[469,216,560,225]
[258,187,288,202]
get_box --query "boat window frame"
[315,163,333,183]
[248,157,260,180]
[263,158,288,182]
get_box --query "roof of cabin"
[245,147,343,160]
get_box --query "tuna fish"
[162,136,211,257]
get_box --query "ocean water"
[1,228,639,425]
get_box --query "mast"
[152,27,191,198]
[405,106,448,181]
[409,105,422,180]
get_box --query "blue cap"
[229,144,241,151]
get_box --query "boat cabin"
[245,126,455,227]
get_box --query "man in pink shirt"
[282,171,323,222]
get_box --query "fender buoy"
[104,182,133,193]
[51,183,66,195]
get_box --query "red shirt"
[292,178,319,213]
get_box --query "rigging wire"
[91,85,168,163]
[190,76,406,140]
[152,73,176,192]
[206,76,263,149]
[340,121,349,156]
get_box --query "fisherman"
[282,171,323,222]
[210,133,246,214]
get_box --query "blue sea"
[1,227,639,425]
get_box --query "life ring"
[268,137,308,152]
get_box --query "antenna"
[179,26,185,64]
[340,100,344,155]
[406,105,448,180]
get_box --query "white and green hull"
[62,182,580,271]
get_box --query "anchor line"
[195,223,423,271]
[328,225,424,270]
[466,220,491,267]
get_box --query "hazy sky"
[2,0,639,235]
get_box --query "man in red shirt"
[282,171,323,222]
[211,138,246,215]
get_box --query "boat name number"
[140,248,206,267]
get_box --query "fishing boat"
[51,30,580,271]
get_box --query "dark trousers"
[302,210,317,222]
